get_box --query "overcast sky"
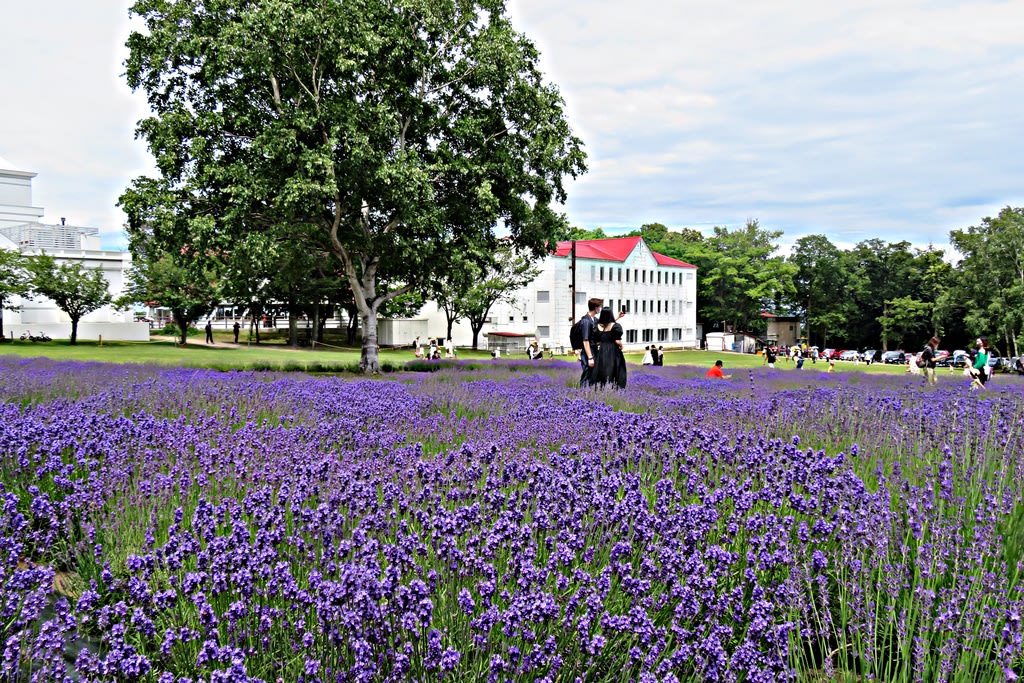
[2,1,1022,253]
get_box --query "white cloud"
[2,0,1023,253]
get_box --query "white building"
[382,236,698,353]
[0,155,145,341]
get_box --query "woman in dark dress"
[592,307,627,388]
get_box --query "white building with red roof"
[387,236,698,354]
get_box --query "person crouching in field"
[706,360,732,379]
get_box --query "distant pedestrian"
[232,321,240,343]
[649,345,660,366]
[920,336,940,385]
[205,320,214,344]
[642,346,653,365]
[764,345,777,369]
[414,336,423,358]
[656,346,665,366]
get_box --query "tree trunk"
[470,322,483,350]
[880,302,889,351]
[178,318,188,345]
[70,317,79,345]
[346,308,357,345]
[359,307,380,373]
[288,309,298,347]
[0,307,5,341]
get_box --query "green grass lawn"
[0,336,919,375]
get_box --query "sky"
[2,1,1023,254]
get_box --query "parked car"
[828,349,845,360]
[937,352,966,368]
[881,350,906,364]
[1011,357,1024,375]
[839,350,860,361]
[934,349,951,362]
[861,349,881,363]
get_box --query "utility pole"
[570,240,577,323]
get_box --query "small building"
[760,312,801,347]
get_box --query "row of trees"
[115,1,1020,364]
[572,207,1023,356]
[0,250,113,344]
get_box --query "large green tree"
[25,254,112,344]
[0,248,30,341]
[695,220,795,334]
[125,0,586,373]
[119,253,220,345]
[949,206,1024,356]
[459,244,540,349]
[788,234,851,348]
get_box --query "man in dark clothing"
[578,298,602,387]
[656,345,665,366]
[205,320,214,344]
[232,321,240,343]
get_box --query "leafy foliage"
[25,253,112,344]
[0,248,30,340]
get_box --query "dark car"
[1011,357,1024,375]
[937,350,968,368]
[881,350,906,364]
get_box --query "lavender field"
[2,356,1023,682]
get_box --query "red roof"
[653,252,695,268]
[553,236,695,268]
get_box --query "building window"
[672,273,676,285]
[522,316,528,322]
[625,269,630,282]
[657,271,661,284]
[672,328,682,341]
[658,328,669,341]
[634,269,638,281]
[649,300,654,312]
[665,299,668,312]
[642,270,646,283]
[657,300,661,313]
[509,316,515,322]
[642,300,647,313]
[642,329,653,342]
[626,329,638,343]
[600,266,604,281]
[618,268,622,281]
[575,291,587,306]
[634,299,638,313]
[538,326,550,337]
[686,301,693,309]
[537,290,550,303]
[686,271,694,280]
[591,265,595,280]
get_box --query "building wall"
[482,239,699,352]
[0,167,44,229]
[0,159,141,341]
